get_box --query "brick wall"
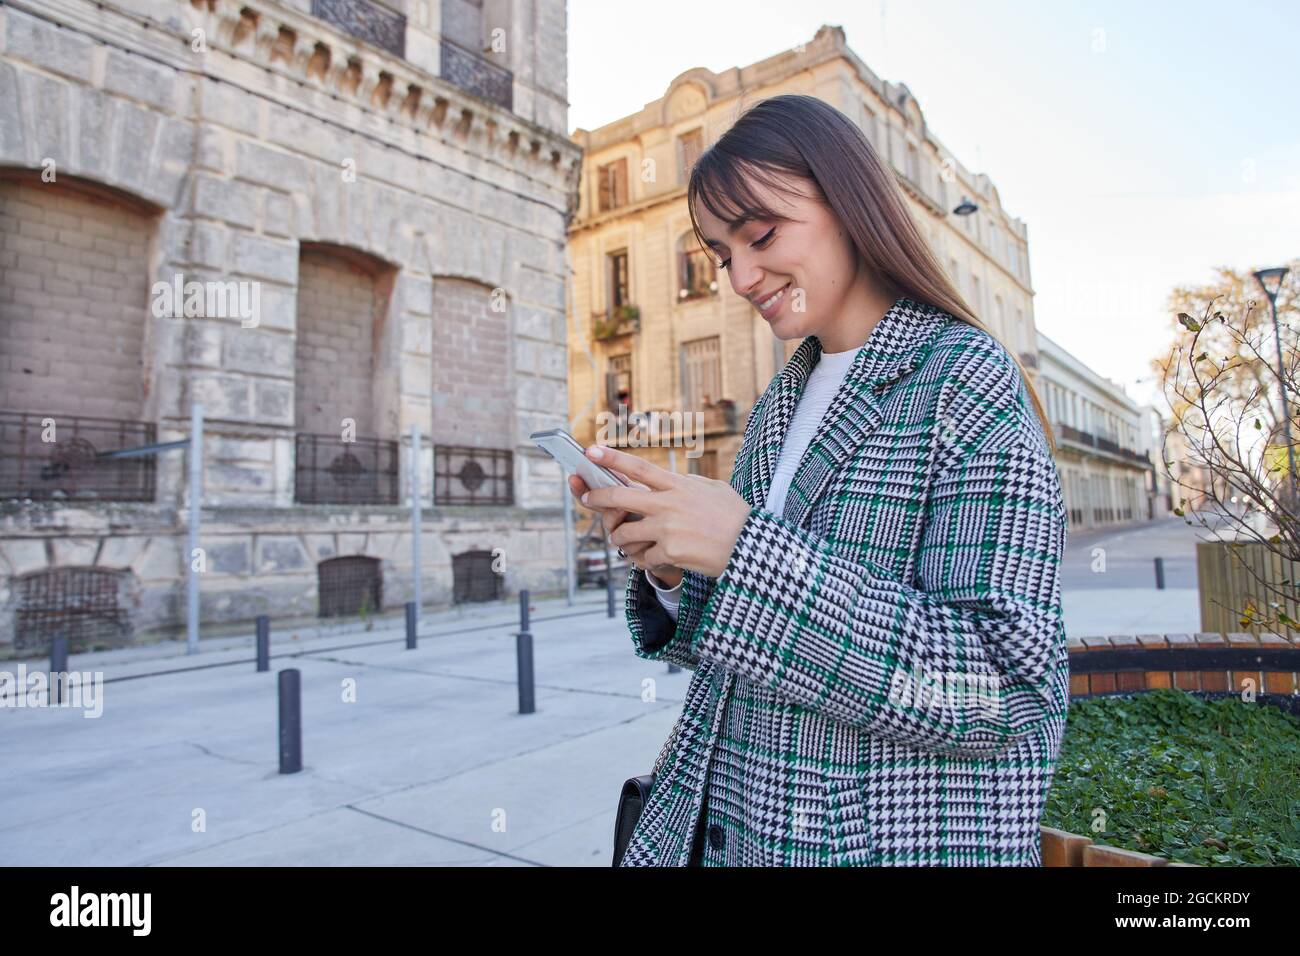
[0,179,152,420]
[294,248,380,438]
[431,277,513,446]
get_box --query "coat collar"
[743,295,953,529]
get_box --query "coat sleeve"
[685,417,1068,760]
[624,564,717,671]
[622,391,770,672]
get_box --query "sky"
[567,0,1299,406]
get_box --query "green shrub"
[1043,689,1300,865]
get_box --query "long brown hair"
[686,93,1053,447]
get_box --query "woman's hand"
[566,472,684,586]
[579,445,753,580]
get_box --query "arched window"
[677,232,717,300]
[317,556,382,618]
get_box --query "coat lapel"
[743,296,953,528]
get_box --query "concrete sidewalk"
[1062,587,1201,638]
[1,582,1205,868]
[1,592,683,867]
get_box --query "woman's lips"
[757,282,791,321]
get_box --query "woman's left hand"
[580,445,753,579]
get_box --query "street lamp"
[1253,266,1295,498]
[952,196,978,216]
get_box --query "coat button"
[707,824,724,851]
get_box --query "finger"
[601,508,629,536]
[568,474,589,500]
[583,484,657,514]
[586,445,678,492]
[611,516,659,548]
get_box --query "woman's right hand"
[567,473,684,588]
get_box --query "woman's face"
[693,172,865,343]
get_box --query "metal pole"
[605,533,614,617]
[405,601,417,649]
[410,423,422,634]
[1269,296,1298,500]
[186,403,202,655]
[278,669,302,774]
[562,474,575,606]
[1154,557,1165,590]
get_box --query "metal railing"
[439,38,512,109]
[311,0,406,57]
[294,433,400,505]
[0,411,156,502]
[1057,423,1150,465]
[434,445,513,505]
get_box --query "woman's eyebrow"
[702,214,761,250]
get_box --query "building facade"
[0,0,580,655]
[1038,333,1150,530]
[566,24,1041,485]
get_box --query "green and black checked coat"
[619,296,1069,866]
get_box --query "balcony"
[439,38,513,111]
[294,433,400,505]
[593,305,641,341]
[311,0,406,57]
[0,411,156,502]
[1056,424,1151,467]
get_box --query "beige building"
[1038,333,1151,530]
[0,0,579,655]
[566,24,1040,486]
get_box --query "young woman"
[570,94,1069,866]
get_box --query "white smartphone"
[530,428,643,520]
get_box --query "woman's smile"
[755,281,791,321]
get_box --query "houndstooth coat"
[618,296,1070,866]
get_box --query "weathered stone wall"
[0,0,581,655]
[0,178,154,420]
[295,248,385,438]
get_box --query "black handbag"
[612,773,655,866]
[612,711,685,865]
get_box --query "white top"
[646,344,864,621]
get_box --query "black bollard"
[405,601,417,649]
[50,636,68,705]
[255,615,269,672]
[278,669,302,774]
[517,590,534,714]
[1154,557,1166,590]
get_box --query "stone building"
[566,24,1041,484]
[0,0,581,655]
[1037,332,1150,530]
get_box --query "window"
[597,157,629,212]
[861,104,877,150]
[993,295,1005,341]
[681,336,722,410]
[906,142,920,184]
[608,353,632,408]
[318,556,382,618]
[969,272,982,315]
[689,450,719,480]
[678,232,716,299]
[607,250,629,313]
[677,128,704,183]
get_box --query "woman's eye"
[718,228,775,271]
